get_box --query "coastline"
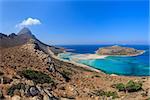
[55,49,149,76]
[47,48,103,73]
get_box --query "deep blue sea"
[58,45,150,76]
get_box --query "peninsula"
[96,45,145,56]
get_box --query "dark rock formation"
[96,45,144,56]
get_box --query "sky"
[0,0,149,45]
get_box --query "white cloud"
[16,17,41,28]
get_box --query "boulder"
[29,86,40,96]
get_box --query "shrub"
[126,80,142,92]
[92,90,105,96]
[92,90,118,99]
[115,83,125,91]
[105,91,118,99]
[7,83,25,96]
[114,80,142,92]
[21,70,53,84]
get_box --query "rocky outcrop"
[96,45,144,56]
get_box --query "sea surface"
[58,45,150,76]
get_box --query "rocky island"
[0,28,149,100]
[96,45,145,56]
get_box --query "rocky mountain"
[0,27,64,54]
[96,45,145,56]
[0,28,149,100]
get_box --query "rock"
[3,76,13,84]
[25,80,34,86]
[48,57,51,63]
[11,95,21,100]
[36,85,43,93]
[43,89,58,100]
[28,96,42,100]
[43,94,50,100]
[29,86,40,96]
[48,63,56,72]
[13,89,21,96]
[60,98,74,100]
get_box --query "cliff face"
[96,45,144,56]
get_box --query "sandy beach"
[70,54,108,60]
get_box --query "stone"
[43,94,50,100]
[11,95,21,100]
[43,89,58,100]
[48,63,56,72]
[29,86,40,96]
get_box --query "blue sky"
[0,0,149,45]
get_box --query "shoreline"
[69,54,108,60]
[47,48,103,73]
[48,47,149,77]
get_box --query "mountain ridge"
[0,27,64,55]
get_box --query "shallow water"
[58,45,150,76]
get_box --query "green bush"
[114,80,142,92]
[105,91,118,99]
[92,90,118,99]
[92,90,105,96]
[21,70,53,84]
[115,83,125,91]
[126,80,142,92]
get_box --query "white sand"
[70,54,108,60]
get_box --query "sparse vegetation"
[20,69,53,84]
[61,70,71,82]
[92,90,118,99]
[7,83,25,96]
[114,80,142,92]
[115,83,125,91]
[126,80,142,92]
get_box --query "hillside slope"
[0,28,149,100]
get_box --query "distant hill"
[96,45,144,56]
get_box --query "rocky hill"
[0,27,64,55]
[0,28,149,100]
[96,45,144,56]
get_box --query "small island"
[96,45,145,56]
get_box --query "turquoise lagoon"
[58,45,150,76]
